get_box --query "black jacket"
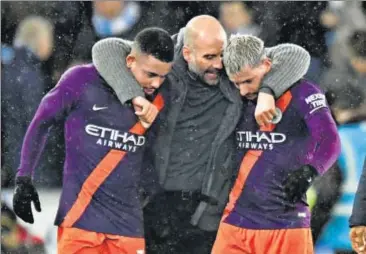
[350,157,366,227]
[91,31,311,231]
[152,53,242,231]
[1,47,45,185]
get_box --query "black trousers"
[311,164,343,243]
[144,191,217,254]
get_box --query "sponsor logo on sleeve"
[305,93,327,114]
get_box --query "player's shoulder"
[290,79,324,97]
[289,79,325,104]
[289,79,329,117]
[56,64,99,91]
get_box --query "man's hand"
[132,96,159,129]
[255,92,277,127]
[350,226,366,254]
[13,176,41,224]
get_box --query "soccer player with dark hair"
[12,27,174,253]
[211,34,341,254]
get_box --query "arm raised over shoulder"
[262,44,311,98]
[92,38,144,104]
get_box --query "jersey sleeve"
[292,81,341,175]
[17,66,84,177]
[294,81,330,119]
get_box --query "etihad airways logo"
[85,124,145,152]
[236,131,286,150]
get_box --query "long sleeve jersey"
[224,80,341,229]
[17,64,164,237]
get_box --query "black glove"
[13,176,41,224]
[283,165,318,204]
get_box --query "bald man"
[92,15,310,254]
[182,16,226,84]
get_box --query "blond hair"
[14,16,53,53]
[223,34,266,75]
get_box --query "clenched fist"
[350,226,366,254]
[255,92,277,127]
[132,96,159,129]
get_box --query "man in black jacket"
[2,16,53,187]
[350,157,366,253]
[92,15,311,254]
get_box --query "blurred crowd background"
[1,1,366,253]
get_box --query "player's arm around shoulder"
[255,43,310,127]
